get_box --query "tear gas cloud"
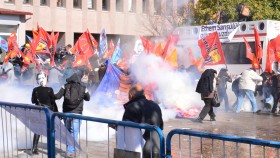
[129,53,202,109]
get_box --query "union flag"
[243,37,254,61]
[265,40,275,73]
[198,31,226,65]
[254,27,263,60]
[271,35,280,62]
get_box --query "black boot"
[32,134,40,155]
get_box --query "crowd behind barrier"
[1,101,280,158]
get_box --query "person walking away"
[122,85,163,158]
[271,73,280,113]
[31,71,58,154]
[217,68,232,112]
[235,68,263,113]
[231,74,241,110]
[194,69,218,123]
[55,73,90,157]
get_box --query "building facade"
[0,0,192,46]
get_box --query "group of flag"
[0,26,125,73]
[198,26,280,74]
[243,27,280,73]
[1,24,280,75]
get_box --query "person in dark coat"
[193,69,218,123]
[55,73,90,157]
[122,85,163,158]
[271,73,280,113]
[217,68,232,112]
[31,71,58,154]
[231,75,241,110]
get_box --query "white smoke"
[129,53,202,109]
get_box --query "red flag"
[243,37,254,61]
[153,42,164,57]
[38,26,51,48]
[198,32,226,65]
[140,36,154,53]
[265,40,275,73]
[77,32,94,58]
[87,29,98,54]
[49,32,59,66]
[187,47,196,64]
[252,55,260,70]
[72,54,92,71]
[5,33,25,62]
[162,34,179,59]
[254,27,263,60]
[272,35,280,62]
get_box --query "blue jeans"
[64,117,81,154]
[235,89,258,113]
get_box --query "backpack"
[64,83,85,108]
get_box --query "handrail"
[50,112,166,158]
[166,129,280,156]
[0,101,45,110]
[0,101,52,158]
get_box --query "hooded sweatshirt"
[55,73,90,114]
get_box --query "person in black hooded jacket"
[194,69,218,123]
[122,85,163,158]
[55,73,90,157]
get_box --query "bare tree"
[140,1,195,37]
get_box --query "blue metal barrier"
[0,101,51,158]
[166,129,280,158]
[50,112,166,158]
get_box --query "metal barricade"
[0,101,52,158]
[50,112,166,158]
[166,129,280,158]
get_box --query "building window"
[23,0,32,4]
[128,0,136,12]
[154,0,161,15]
[4,0,15,4]
[73,0,82,9]
[102,0,110,11]
[116,0,123,12]
[57,0,65,7]
[40,0,48,6]
[88,0,96,10]
[142,0,149,14]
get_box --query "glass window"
[57,0,65,7]
[102,0,110,11]
[154,0,161,15]
[88,0,96,10]
[116,0,123,12]
[40,0,48,6]
[23,0,32,5]
[142,0,149,14]
[221,42,263,64]
[4,0,15,4]
[128,0,136,12]
[73,0,82,9]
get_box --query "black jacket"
[55,73,90,114]
[122,95,163,140]
[31,86,58,112]
[196,69,217,96]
